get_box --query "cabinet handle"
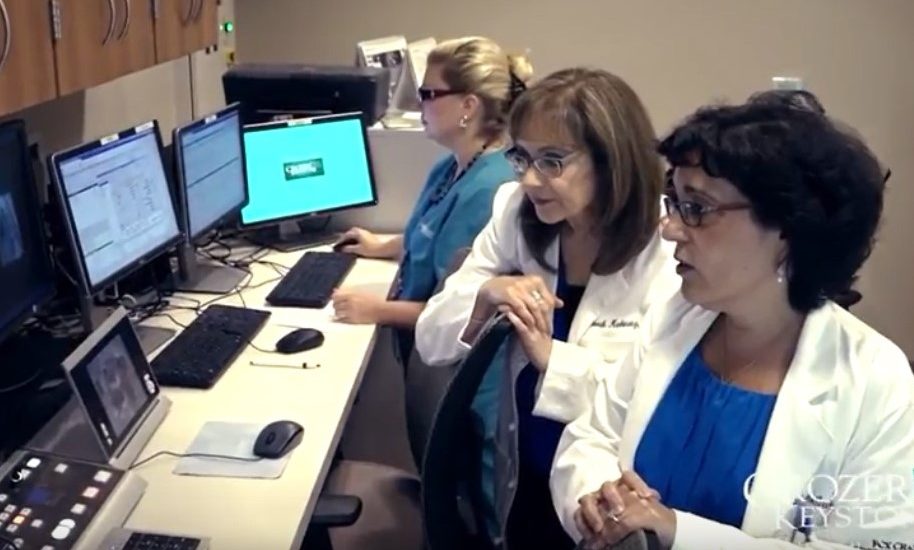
[152,0,159,20]
[192,0,203,22]
[116,0,130,40]
[51,0,62,41]
[180,0,194,25]
[0,0,10,73]
[102,0,116,45]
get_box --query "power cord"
[130,450,263,470]
[0,368,46,395]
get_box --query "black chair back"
[421,315,513,550]
[403,247,472,472]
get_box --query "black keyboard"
[266,251,357,308]
[150,304,271,389]
[122,532,204,550]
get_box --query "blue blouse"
[516,257,586,475]
[633,345,778,528]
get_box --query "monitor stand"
[174,242,247,294]
[250,218,340,253]
[78,297,176,357]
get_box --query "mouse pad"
[173,421,293,479]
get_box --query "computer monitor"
[222,63,390,125]
[49,121,182,354]
[172,103,248,293]
[240,112,379,250]
[0,120,56,346]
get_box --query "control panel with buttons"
[0,451,124,549]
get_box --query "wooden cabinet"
[153,0,218,64]
[0,0,217,117]
[114,0,157,74]
[54,0,157,96]
[0,0,58,115]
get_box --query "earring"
[459,115,469,129]
[776,263,786,284]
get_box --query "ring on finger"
[531,290,544,303]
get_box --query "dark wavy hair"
[748,89,826,114]
[657,102,885,312]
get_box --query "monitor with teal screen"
[240,113,378,228]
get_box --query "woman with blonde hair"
[332,36,532,360]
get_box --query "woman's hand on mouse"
[337,228,387,258]
[331,288,384,324]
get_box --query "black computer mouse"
[332,237,359,252]
[275,328,324,354]
[253,420,304,459]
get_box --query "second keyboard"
[150,304,271,389]
[266,251,357,308]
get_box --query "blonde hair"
[509,68,664,275]
[427,36,533,138]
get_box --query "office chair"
[422,315,514,550]
[572,530,662,550]
[303,495,364,550]
[308,248,473,550]
[403,247,472,472]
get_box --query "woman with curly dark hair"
[551,101,914,549]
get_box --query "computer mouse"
[332,237,359,252]
[253,420,304,459]
[275,328,324,354]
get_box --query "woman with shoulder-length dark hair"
[552,100,914,550]
[415,67,679,549]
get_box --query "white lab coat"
[416,180,680,421]
[551,291,914,550]
[415,181,680,542]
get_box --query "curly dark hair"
[748,88,826,115]
[657,102,886,312]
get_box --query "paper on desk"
[174,421,291,479]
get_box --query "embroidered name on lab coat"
[592,319,640,329]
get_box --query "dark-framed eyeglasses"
[505,146,578,179]
[417,87,465,102]
[663,195,751,228]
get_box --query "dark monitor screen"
[0,121,55,343]
[173,103,247,241]
[239,113,378,227]
[49,121,182,294]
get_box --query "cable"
[131,450,262,470]
[165,294,203,313]
[0,369,45,395]
[157,312,189,330]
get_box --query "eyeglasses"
[505,147,578,179]
[417,87,465,102]
[663,195,751,228]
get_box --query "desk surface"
[124,245,398,550]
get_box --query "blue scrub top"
[395,150,514,302]
[634,345,778,528]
